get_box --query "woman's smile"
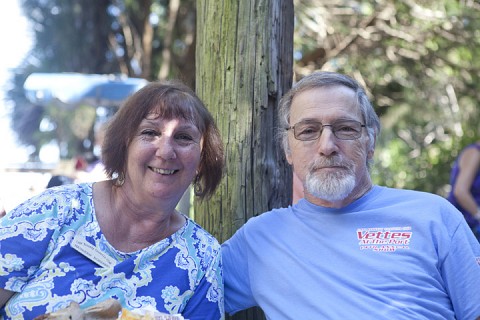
[148,166,178,175]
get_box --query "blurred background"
[0,0,479,211]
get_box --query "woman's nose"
[155,137,177,160]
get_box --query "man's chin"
[305,176,355,202]
[308,191,349,202]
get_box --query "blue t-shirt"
[0,183,224,320]
[447,143,480,228]
[222,186,480,319]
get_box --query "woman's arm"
[0,288,15,308]
[453,147,480,217]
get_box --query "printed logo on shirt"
[476,257,480,266]
[357,226,412,252]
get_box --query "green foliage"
[20,0,116,73]
[7,0,196,160]
[295,0,480,195]
[8,0,119,160]
[5,0,480,196]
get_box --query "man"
[222,71,480,319]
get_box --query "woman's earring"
[193,174,202,195]
[114,172,125,187]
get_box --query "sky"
[0,1,51,211]
[0,0,32,166]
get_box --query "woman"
[0,80,225,319]
[447,141,480,241]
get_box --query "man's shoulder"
[373,186,458,219]
[376,185,445,201]
[241,206,293,229]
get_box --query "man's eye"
[298,126,319,135]
[336,125,357,132]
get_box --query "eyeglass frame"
[286,119,366,141]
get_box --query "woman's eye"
[141,129,158,136]
[176,133,194,141]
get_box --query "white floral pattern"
[0,183,224,319]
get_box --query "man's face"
[286,85,374,207]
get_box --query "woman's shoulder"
[6,182,93,221]
[461,143,480,155]
[40,182,93,206]
[183,217,221,248]
[174,218,222,272]
[45,181,93,193]
[459,143,480,165]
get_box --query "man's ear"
[285,149,293,165]
[367,134,376,160]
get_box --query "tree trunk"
[195,0,294,319]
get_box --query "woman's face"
[124,114,203,203]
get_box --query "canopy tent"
[23,72,148,109]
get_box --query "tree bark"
[158,0,180,79]
[195,0,294,318]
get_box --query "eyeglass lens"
[292,120,364,141]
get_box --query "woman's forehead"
[142,111,201,132]
[146,103,197,120]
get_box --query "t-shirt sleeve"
[0,190,61,292]
[441,219,480,320]
[222,227,256,315]
[181,244,224,320]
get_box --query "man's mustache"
[308,156,353,171]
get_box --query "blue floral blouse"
[0,183,224,320]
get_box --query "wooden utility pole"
[196,1,294,319]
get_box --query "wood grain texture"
[195,0,294,244]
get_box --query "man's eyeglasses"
[286,119,366,141]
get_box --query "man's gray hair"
[278,71,381,156]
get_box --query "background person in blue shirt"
[222,71,480,319]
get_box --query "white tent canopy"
[24,72,148,108]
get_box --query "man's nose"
[316,126,338,156]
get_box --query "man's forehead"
[290,87,360,122]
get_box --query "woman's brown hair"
[102,79,224,199]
